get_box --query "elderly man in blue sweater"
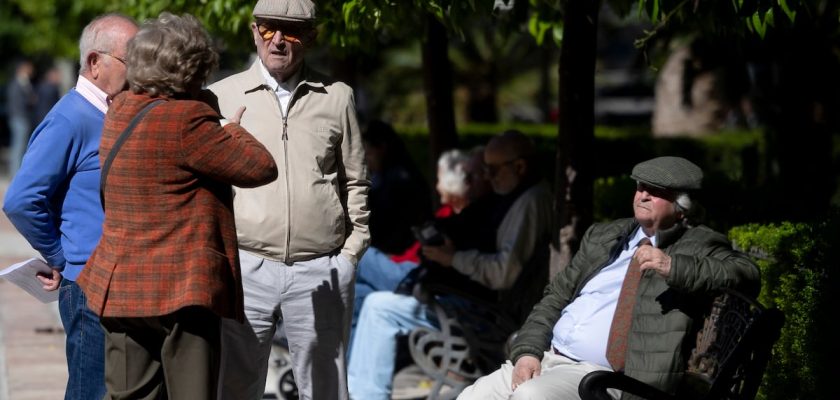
[3,14,137,400]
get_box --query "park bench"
[578,288,784,400]
[406,280,521,400]
[408,287,782,400]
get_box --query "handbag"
[99,100,164,210]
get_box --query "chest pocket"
[311,124,342,175]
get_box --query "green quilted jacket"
[509,218,760,398]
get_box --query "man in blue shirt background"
[2,14,137,400]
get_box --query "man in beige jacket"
[208,0,370,399]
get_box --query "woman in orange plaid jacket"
[77,12,278,400]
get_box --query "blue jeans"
[58,279,106,400]
[347,291,436,400]
[350,247,418,355]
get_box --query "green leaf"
[765,7,775,28]
[744,14,755,33]
[342,1,356,24]
[778,0,796,23]
[528,12,544,45]
[652,0,660,24]
[552,23,564,45]
[752,10,766,38]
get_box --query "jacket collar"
[620,219,687,250]
[654,221,688,249]
[241,60,327,95]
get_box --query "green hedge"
[728,213,839,400]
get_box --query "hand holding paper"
[36,268,62,291]
[0,258,60,303]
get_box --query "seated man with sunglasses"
[207,0,370,399]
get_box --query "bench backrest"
[681,289,784,400]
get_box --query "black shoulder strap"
[100,100,165,210]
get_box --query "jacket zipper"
[280,84,299,264]
[275,75,308,264]
[282,115,291,264]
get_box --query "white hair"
[437,149,470,197]
[675,192,692,214]
[78,14,137,73]
[675,192,705,226]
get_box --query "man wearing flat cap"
[208,0,369,399]
[458,156,760,400]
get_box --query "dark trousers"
[100,306,221,400]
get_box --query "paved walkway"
[0,176,68,400]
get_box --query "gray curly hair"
[126,12,219,97]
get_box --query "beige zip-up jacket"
[208,61,370,265]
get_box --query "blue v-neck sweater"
[3,89,105,281]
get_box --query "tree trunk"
[421,15,458,173]
[466,75,499,123]
[756,30,837,221]
[552,0,601,277]
[538,44,554,123]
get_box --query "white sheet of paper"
[0,258,59,303]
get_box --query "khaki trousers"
[100,306,221,400]
[457,351,619,400]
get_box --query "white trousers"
[218,250,356,400]
[457,351,619,400]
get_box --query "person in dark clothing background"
[5,59,35,176]
[364,119,433,255]
[34,66,63,125]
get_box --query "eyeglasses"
[256,22,309,44]
[483,158,519,177]
[96,50,126,65]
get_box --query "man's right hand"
[511,355,541,390]
[36,268,62,291]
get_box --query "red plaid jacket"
[77,92,277,321]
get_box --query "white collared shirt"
[258,61,301,117]
[74,75,109,115]
[550,227,656,368]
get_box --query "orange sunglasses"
[256,22,309,44]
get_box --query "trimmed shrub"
[729,212,839,400]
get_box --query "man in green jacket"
[458,156,760,400]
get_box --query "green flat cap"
[631,156,703,191]
[253,0,316,21]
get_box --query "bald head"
[483,130,537,195]
[485,130,536,162]
[79,14,138,74]
[78,14,138,98]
